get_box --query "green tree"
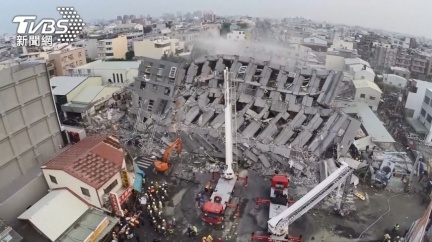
[125,51,135,60]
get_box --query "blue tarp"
[132,163,145,192]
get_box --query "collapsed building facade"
[130,54,361,172]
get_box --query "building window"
[164,87,171,95]
[103,179,118,194]
[148,100,154,112]
[152,84,158,92]
[369,96,376,100]
[112,73,116,82]
[425,96,430,104]
[360,94,365,98]
[120,74,124,83]
[49,175,57,184]
[116,74,120,83]
[427,114,432,123]
[106,53,114,56]
[106,42,112,45]
[140,82,146,90]
[81,187,90,197]
[421,109,426,117]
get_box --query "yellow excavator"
[153,138,182,173]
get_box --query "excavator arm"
[154,138,182,172]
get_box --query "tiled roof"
[43,135,124,188]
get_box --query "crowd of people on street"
[108,178,222,242]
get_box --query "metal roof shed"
[18,189,89,242]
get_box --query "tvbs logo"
[12,7,85,47]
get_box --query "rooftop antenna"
[223,67,234,180]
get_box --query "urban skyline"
[1,0,432,38]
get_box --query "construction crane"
[153,138,182,173]
[252,163,353,242]
[201,68,247,227]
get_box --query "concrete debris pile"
[129,55,361,179]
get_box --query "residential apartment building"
[383,74,409,89]
[49,47,87,76]
[133,37,184,59]
[371,44,397,71]
[112,23,143,33]
[227,31,246,41]
[72,39,98,59]
[418,88,432,142]
[67,59,140,87]
[404,79,432,118]
[97,35,128,59]
[410,51,429,79]
[395,49,430,79]
[0,63,64,225]
[41,135,134,212]
[302,37,328,52]
[352,79,382,111]
[390,66,410,79]
[131,58,182,130]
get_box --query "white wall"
[383,74,408,89]
[227,31,246,41]
[354,69,375,82]
[331,39,354,50]
[354,87,382,111]
[42,169,101,208]
[419,89,432,143]
[97,172,122,205]
[325,54,345,71]
[405,80,432,118]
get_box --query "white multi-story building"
[97,35,128,59]
[352,79,382,111]
[418,88,432,142]
[383,74,409,89]
[227,31,246,41]
[405,79,432,118]
[133,37,184,59]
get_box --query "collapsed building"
[129,54,361,173]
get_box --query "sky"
[1,0,431,38]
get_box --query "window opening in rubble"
[208,61,217,70]
[267,79,276,88]
[152,84,158,92]
[250,105,263,114]
[158,99,168,114]
[191,110,203,124]
[208,97,217,103]
[253,126,264,138]
[206,113,219,125]
[143,117,148,123]
[140,82,146,90]
[148,100,154,112]
[244,84,257,95]
[238,119,250,132]
[164,87,171,95]
[235,102,247,111]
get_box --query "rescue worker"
[206,235,213,242]
[392,224,400,233]
[155,181,159,190]
[186,225,193,237]
[193,225,198,237]
[202,236,207,242]
[158,201,163,210]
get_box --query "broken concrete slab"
[258,154,271,168]
[183,106,200,125]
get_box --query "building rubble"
[126,54,361,184]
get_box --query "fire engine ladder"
[268,163,353,233]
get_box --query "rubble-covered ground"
[84,54,428,241]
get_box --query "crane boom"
[223,68,234,180]
[268,162,352,236]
